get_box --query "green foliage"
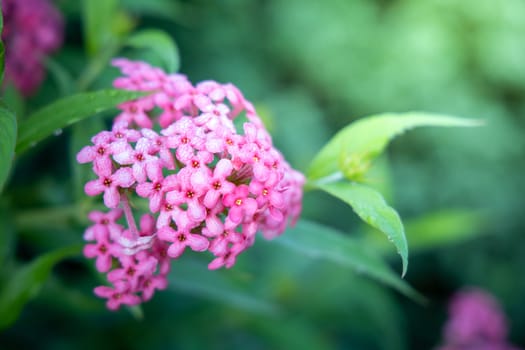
[308,113,481,181]
[0,203,14,266]
[314,182,409,277]
[126,29,180,73]
[366,209,487,254]
[276,219,422,300]
[16,89,145,154]
[306,113,480,277]
[169,258,279,316]
[4,0,525,348]
[82,0,120,56]
[0,103,16,193]
[0,244,81,330]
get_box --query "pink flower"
[78,59,305,310]
[136,166,178,212]
[85,167,135,208]
[108,254,158,289]
[94,281,141,311]
[2,0,64,96]
[140,275,168,301]
[83,225,119,273]
[223,185,258,226]
[76,132,115,177]
[157,225,209,258]
[444,288,508,344]
[115,99,155,128]
[191,159,236,209]
[112,138,160,183]
[436,288,523,350]
[85,209,124,241]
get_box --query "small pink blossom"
[94,281,141,311]
[85,167,135,208]
[223,185,258,226]
[157,226,209,258]
[136,167,178,212]
[83,225,119,273]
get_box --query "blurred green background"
[2,0,525,349]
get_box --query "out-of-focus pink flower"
[435,288,522,350]
[2,0,64,96]
[78,59,305,310]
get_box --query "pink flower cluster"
[436,288,522,350]
[77,59,305,310]
[2,0,64,96]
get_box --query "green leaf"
[169,258,279,316]
[308,112,482,181]
[126,29,180,72]
[16,89,145,154]
[0,244,82,330]
[0,103,16,193]
[364,209,486,253]
[275,220,422,301]
[82,0,119,55]
[316,181,409,277]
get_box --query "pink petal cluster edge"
[77,59,305,310]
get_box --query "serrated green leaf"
[275,220,422,301]
[0,244,82,330]
[16,89,145,154]
[126,29,180,73]
[308,112,482,181]
[0,103,16,193]
[316,181,409,277]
